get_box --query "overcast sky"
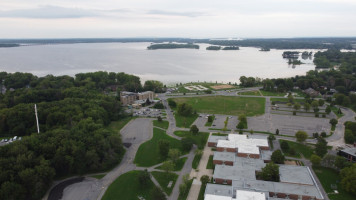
[0,0,356,38]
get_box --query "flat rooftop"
[214,152,236,162]
[209,135,228,143]
[216,134,269,155]
[235,190,266,200]
[232,179,323,199]
[213,165,257,181]
[205,183,233,198]
[279,165,314,185]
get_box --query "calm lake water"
[0,42,317,84]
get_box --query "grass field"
[102,170,158,200]
[174,113,199,128]
[238,90,261,96]
[151,171,178,195]
[331,106,344,118]
[260,90,287,96]
[171,96,265,116]
[108,117,136,133]
[206,155,214,169]
[174,131,209,149]
[271,98,305,104]
[192,153,202,169]
[313,166,355,200]
[198,183,207,200]
[279,139,314,159]
[153,120,169,130]
[212,133,228,136]
[135,128,184,167]
[156,157,187,171]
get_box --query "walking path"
[186,133,214,200]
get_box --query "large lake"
[0,42,317,84]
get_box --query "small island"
[288,59,304,65]
[282,51,299,58]
[222,46,239,50]
[147,43,199,50]
[259,47,270,51]
[206,46,221,50]
[0,44,20,48]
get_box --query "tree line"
[0,71,165,200]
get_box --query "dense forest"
[0,71,150,200]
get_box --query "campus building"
[120,91,155,106]
[205,134,324,200]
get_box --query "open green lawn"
[174,113,199,128]
[135,128,185,167]
[171,96,265,116]
[313,166,355,200]
[279,139,314,159]
[206,155,214,169]
[198,183,207,200]
[153,120,169,130]
[89,174,106,179]
[260,90,287,96]
[331,106,344,118]
[102,170,158,200]
[238,90,261,96]
[151,171,178,195]
[174,131,209,149]
[192,153,202,169]
[271,98,305,104]
[108,117,136,133]
[156,157,187,171]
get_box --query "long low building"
[205,133,324,200]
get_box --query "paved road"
[327,106,356,148]
[46,118,154,200]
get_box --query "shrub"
[293,111,296,115]
[280,141,289,151]
[320,132,327,137]
[271,150,285,164]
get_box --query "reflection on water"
[0,42,317,84]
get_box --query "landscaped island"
[222,46,239,50]
[147,43,199,50]
[206,46,221,50]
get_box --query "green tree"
[138,169,151,188]
[143,80,164,93]
[304,103,311,112]
[157,116,162,122]
[260,162,280,182]
[344,129,355,144]
[318,99,325,106]
[181,138,194,152]
[207,115,213,123]
[335,156,352,170]
[325,106,331,114]
[310,155,322,166]
[271,150,285,164]
[168,99,177,108]
[329,118,338,127]
[315,137,328,157]
[168,149,181,163]
[158,140,170,158]
[151,186,167,200]
[340,164,356,195]
[161,161,175,174]
[190,125,199,135]
[200,175,210,185]
[275,129,279,135]
[295,131,308,142]
[293,103,301,111]
[280,141,289,152]
[237,122,245,130]
[177,103,193,116]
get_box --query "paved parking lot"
[132,108,164,118]
[248,114,331,136]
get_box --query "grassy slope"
[156,157,187,171]
[238,90,261,96]
[174,131,209,149]
[171,96,265,116]
[260,90,286,96]
[134,128,184,167]
[108,117,136,132]
[102,170,158,200]
[153,120,169,130]
[178,179,194,200]
[279,139,314,159]
[313,166,355,200]
[174,113,199,128]
[151,171,178,195]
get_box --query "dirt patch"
[284,160,297,165]
[211,85,235,90]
